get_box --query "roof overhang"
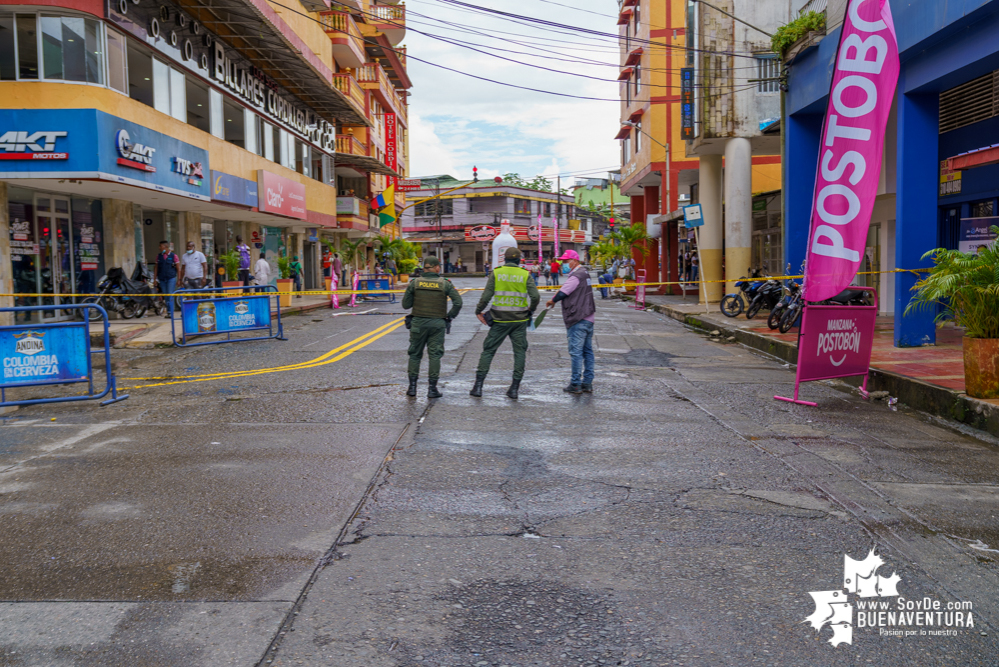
[176,0,370,126]
[335,152,403,176]
[618,66,634,81]
[614,125,632,140]
[617,7,633,25]
[628,108,644,122]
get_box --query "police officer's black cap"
[504,247,522,261]
[424,256,441,267]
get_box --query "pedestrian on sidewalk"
[402,256,462,398]
[332,252,344,287]
[155,241,180,318]
[290,256,304,298]
[690,254,700,283]
[253,252,271,291]
[547,250,596,394]
[179,241,207,290]
[236,236,252,286]
[471,247,540,400]
[598,258,618,299]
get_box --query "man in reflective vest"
[402,256,463,398]
[471,247,540,399]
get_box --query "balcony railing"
[356,61,407,123]
[372,3,405,23]
[331,73,367,114]
[336,196,369,219]
[320,11,366,69]
[336,134,368,156]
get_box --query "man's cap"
[504,247,522,261]
[558,249,580,261]
[424,256,441,267]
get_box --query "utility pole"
[556,174,562,260]
[435,179,442,266]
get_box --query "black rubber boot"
[581,383,593,393]
[506,378,521,400]
[469,374,486,397]
[406,375,418,397]
[563,384,582,394]
[427,379,442,398]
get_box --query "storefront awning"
[176,0,370,126]
[334,153,403,177]
[614,124,632,140]
[618,66,634,81]
[628,108,644,122]
[625,47,643,67]
[617,7,633,25]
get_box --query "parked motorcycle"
[777,286,871,334]
[768,280,799,330]
[720,275,765,318]
[80,267,156,321]
[745,278,782,319]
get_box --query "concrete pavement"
[0,278,997,666]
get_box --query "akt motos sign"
[213,42,335,152]
[0,131,68,160]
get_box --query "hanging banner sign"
[803,0,900,302]
[385,112,398,188]
[181,296,271,336]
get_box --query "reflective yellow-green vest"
[492,265,530,321]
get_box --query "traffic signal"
[608,216,615,231]
[473,166,478,182]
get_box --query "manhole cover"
[621,349,676,366]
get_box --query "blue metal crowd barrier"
[0,304,128,407]
[356,274,396,303]
[169,285,287,347]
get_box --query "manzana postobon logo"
[805,548,975,646]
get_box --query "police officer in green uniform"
[471,247,540,400]
[402,256,462,398]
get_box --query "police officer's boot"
[469,374,486,397]
[406,375,418,397]
[506,378,521,400]
[427,379,442,398]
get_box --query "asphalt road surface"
[1,276,997,666]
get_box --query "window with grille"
[756,56,779,93]
[939,70,998,134]
[971,199,994,218]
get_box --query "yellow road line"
[126,320,407,389]
[126,317,405,381]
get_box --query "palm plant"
[905,226,999,339]
[339,238,364,273]
[615,222,650,260]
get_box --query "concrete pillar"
[698,154,724,302]
[894,92,938,347]
[784,113,823,276]
[102,199,137,275]
[183,212,201,250]
[0,183,12,325]
[642,185,659,282]
[723,138,752,293]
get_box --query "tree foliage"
[771,10,826,58]
[501,173,568,194]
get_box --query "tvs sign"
[115,130,156,172]
[0,131,68,160]
[257,170,307,220]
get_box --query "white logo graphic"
[115,129,155,164]
[14,332,45,355]
[234,301,249,315]
[0,131,67,152]
[267,183,285,209]
[817,318,861,366]
[805,548,901,647]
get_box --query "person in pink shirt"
[545,249,596,394]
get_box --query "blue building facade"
[785,0,999,346]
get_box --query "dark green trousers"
[408,316,447,380]
[476,320,529,380]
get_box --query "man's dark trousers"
[408,317,447,380]
[476,320,529,381]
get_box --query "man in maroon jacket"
[546,249,596,394]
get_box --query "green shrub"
[771,11,826,59]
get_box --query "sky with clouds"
[403,0,622,185]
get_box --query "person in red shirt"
[549,258,561,286]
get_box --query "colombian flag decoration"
[377,183,396,227]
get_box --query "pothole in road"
[620,349,677,367]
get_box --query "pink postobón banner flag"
[330,273,340,310]
[803,0,899,302]
[349,271,359,308]
[537,213,543,267]
[552,216,559,261]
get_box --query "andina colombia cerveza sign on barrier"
[171,286,286,347]
[0,304,128,407]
